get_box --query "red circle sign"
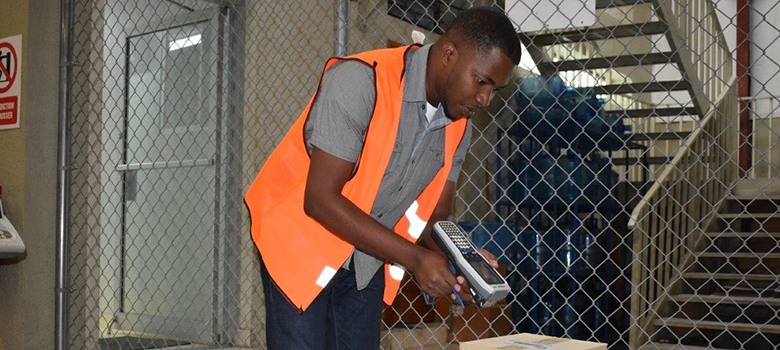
[0,42,18,94]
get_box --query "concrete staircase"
[648,181,780,349]
[519,0,702,176]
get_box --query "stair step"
[683,272,780,281]
[718,212,779,219]
[730,193,780,201]
[596,0,651,9]
[576,81,691,95]
[671,293,780,306]
[697,252,780,259]
[731,179,780,199]
[612,156,670,165]
[655,317,780,334]
[705,231,780,238]
[639,342,730,350]
[539,52,675,71]
[609,107,699,118]
[629,131,691,141]
[524,22,668,46]
[731,178,780,200]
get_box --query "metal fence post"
[55,0,74,348]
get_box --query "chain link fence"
[63,0,780,349]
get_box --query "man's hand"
[412,249,461,297]
[450,248,499,303]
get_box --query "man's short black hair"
[444,7,523,65]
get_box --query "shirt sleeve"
[304,60,376,162]
[447,119,473,182]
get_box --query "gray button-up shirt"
[304,44,473,289]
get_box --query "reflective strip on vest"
[389,263,405,281]
[405,200,426,240]
[315,266,338,287]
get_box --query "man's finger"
[478,249,500,268]
[457,276,472,301]
[443,269,458,287]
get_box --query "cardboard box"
[448,302,513,343]
[459,333,607,350]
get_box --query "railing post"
[737,0,752,177]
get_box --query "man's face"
[440,45,516,120]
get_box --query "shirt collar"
[403,44,432,103]
[404,44,452,129]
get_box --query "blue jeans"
[260,257,385,350]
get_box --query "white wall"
[0,0,60,349]
[750,1,780,100]
[748,1,780,177]
[687,0,780,103]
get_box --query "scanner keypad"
[438,222,476,255]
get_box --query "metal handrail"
[627,75,738,348]
[628,77,737,228]
[115,158,214,171]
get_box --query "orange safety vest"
[245,45,468,312]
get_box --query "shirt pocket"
[415,144,445,192]
[383,141,404,176]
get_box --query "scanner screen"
[466,255,503,285]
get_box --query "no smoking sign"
[0,35,21,130]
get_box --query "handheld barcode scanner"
[426,221,511,307]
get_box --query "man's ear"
[441,41,458,68]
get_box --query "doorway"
[112,5,236,343]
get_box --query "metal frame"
[337,0,349,56]
[56,1,244,347]
[115,6,229,343]
[56,0,75,348]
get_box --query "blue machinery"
[464,75,649,345]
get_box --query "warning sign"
[0,35,21,130]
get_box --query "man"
[245,7,522,349]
